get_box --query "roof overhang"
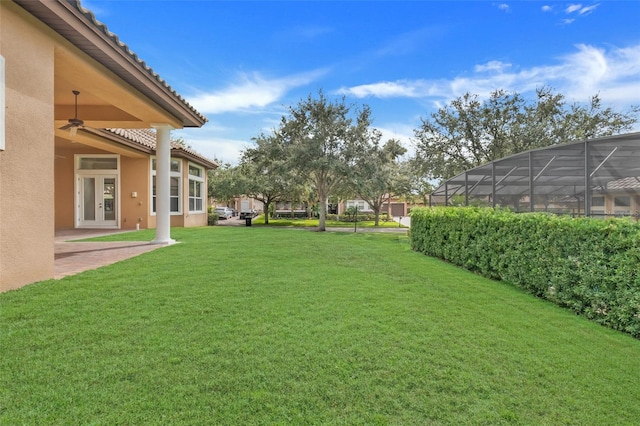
[14,0,207,129]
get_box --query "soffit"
[14,0,207,129]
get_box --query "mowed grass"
[1,227,639,425]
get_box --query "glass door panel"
[79,175,117,227]
[103,178,116,221]
[82,177,96,221]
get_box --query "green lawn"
[1,227,639,424]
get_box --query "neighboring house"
[275,201,307,218]
[342,198,408,217]
[1,0,209,291]
[212,197,264,216]
[591,177,640,217]
[236,197,264,215]
[270,198,408,218]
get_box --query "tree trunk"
[264,201,270,224]
[318,195,327,231]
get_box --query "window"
[79,157,118,170]
[614,196,630,207]
[591,196,605,207]
[346,200,371,211]
[151,157,181,214]
[188,163,205,212]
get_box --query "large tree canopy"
[413,87,639,181]
[351,134,407,226]
[208,160,241,207]
[280,91,372,231]
[239,132,302,224]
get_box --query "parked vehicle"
[239,209,258,219]
[215,207,233,219]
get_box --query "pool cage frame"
[429,132,640,219]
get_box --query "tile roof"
[604,176,640,191]
[103,128,218,168]
[70,1,207,125]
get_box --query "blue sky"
[83,1,640,164]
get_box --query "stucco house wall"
[119,156,151,230]
[1,1,211,291]
[1,3,56,290]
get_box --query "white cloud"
[188,69,328,114]
[474,61,512,73]
[376,124,417,158]
[565,3,599,15]
[336,81,428,98]
[337,43,640,109]
[578,4,599,15]
[176,126,250,166]
[541,5,553,12]
[566,4,583,13]
[497,3,510,12]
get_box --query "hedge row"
[410,207,640,337]
[327,213,391,222]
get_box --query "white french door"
[78,175,118,227]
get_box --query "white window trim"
[188,162,205,213]
[346,200,372,212]
[74,154,121,228]
[150,156,182,215]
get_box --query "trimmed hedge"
[410,207,640,337]
[327,212,391,223]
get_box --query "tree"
[351,133,407,226]
[414,87,639,181]
[208,161,241,207]
[239,132,301,225]
[402,159,433,206]
[280,91,372,231]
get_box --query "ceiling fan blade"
[60,123,73,130]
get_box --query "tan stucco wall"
[120,156,150,230]
[54,144,76,229]
[0,3,56,291]
[54,145,152,230]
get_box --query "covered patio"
[54,229,161,279]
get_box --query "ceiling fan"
[59,90,84,136]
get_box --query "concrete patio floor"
[54,229,164,279]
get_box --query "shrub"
[208,212,218,226]
[327,212,390,223]
[410,207,640,337]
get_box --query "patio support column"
[152,123,175,244]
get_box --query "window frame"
[346,200,371,212]
[188,163,205,213]
[151,157,182,215]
